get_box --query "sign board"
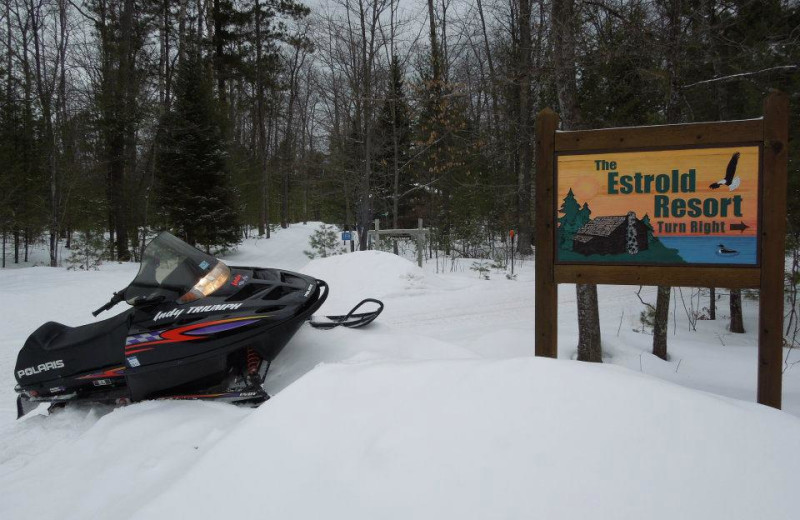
[342,231,352,241]
[534,91,789,409]
[556,146,760,266]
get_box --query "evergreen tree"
[157,47,239,250]
[641,214,655,243]
[375,56,412,227]
[558,189,586,249]
[577,203,591,228]
[558,189,580,221]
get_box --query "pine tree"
[375,56,412,228]
[558,189,579,219]
[558,189,585,249]
[577,203,591,229]
[157,47,239,250]
[641,214,655,243]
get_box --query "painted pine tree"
[578,203,591,228]
[557,189,590,250]
[641,214,655,243]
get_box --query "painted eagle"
[709,152,741,191]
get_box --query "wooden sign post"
[535,91,789,409]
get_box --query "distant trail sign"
[557,146,760,266]
[535,91,789,409]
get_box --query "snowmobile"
[14,232,383,419]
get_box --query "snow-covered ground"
[1,223,799,519]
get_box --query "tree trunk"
[552,0,600,362]
[427,0,441,82]
[28,0,60,266]
[552,0,583,129]
[283,81,295,229]
[577,284,602,362]
[213,0,225,103]
[652,0,683,359]
[653,286,670,360]
[729,289,745,333]
[99,0,135,261]
[516,0,533,255]
[255,0,267,236]
[304,128,311,225]
[709,287,716,319]
[475,0,499,133]
[426,0,450,254]
[357,0,381,251]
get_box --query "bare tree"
[552,0,601,362]
[730,289,745,333]
[515,0,533,255]
[21,0,71,266]
[651,0,685,360]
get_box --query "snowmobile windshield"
[124,232,230,304]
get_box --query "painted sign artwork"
[556,146,760,266]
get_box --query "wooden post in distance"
[417,218,424,268]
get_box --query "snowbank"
[128,357,800,520]
[0,401,249,519]
[301,250,426,314]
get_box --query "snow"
[131,359,800,520]
[1,223,800,519]
[302,250,428,314]
[1,402,249,519]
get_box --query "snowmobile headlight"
[178,261,231,303]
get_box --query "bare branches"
[581,0,624,21]
[682,65,799,89]
[65,0,98,26]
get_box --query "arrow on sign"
[730,222,749,233]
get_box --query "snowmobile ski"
[309,298,384,330]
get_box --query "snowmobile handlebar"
[92,290,126,317]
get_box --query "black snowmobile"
[14,232,382,419]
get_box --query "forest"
[0,0,798,357]
[1,0,797,260]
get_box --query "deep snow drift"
[1,223,799,519]
[131,359,800,520]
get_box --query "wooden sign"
[534,91,789,409]
[556,146,760,266]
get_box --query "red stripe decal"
[77,366,126,380]
[125,317,263,352]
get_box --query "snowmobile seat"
[31,310,132,352]
[16,310,132,383]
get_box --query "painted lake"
[658,236,757,265]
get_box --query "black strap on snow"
[309,298,384,330]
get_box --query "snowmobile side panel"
[126,352,230,401]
